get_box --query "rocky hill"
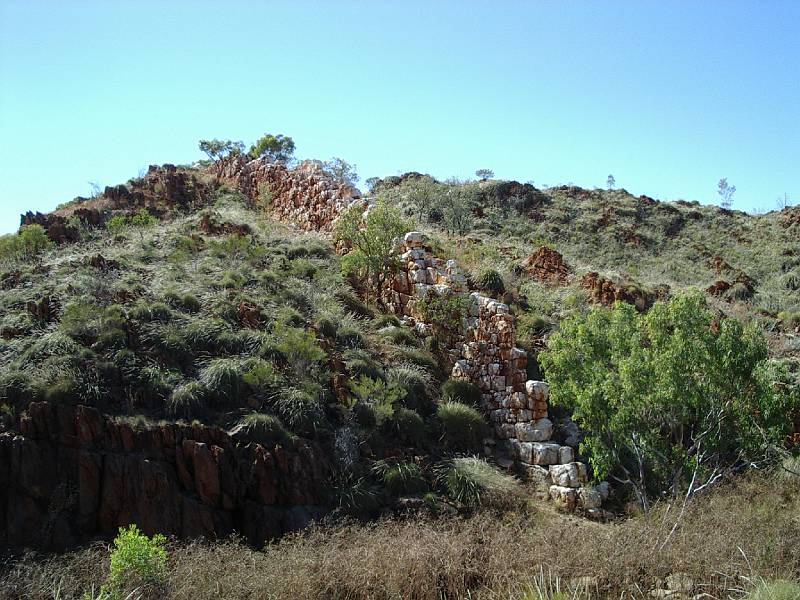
[1,155,798,554]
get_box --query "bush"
[539,295,800,510]
[436,457,519,507]
[167,381,206,419]
[0,224,53,262]
[441,379,482,408]
[199,358,247,403]
[746,580,800,600]
[379,326,419,347]
[437,401,487,453]
[373,314,401,328]
[104,524,167,596]
[272,384,326,436]
[475,268,505,296]
[723,281,753,301]
[390,407,428,447]
[373,460,428,496]
[388,364,434,416]
[237,412,291,446]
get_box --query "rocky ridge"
[210,156,605,512]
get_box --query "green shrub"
[0,370,34,407]
[475,268,505,296]
[315,315,338,338]
[167,381,206,419]
[373,314,401,328]
[335,290,376,319]
[441,379,482,408]
[388,364,433,416]
[373,460,428,496]
[289,258,317,279]
[0,224,53,262]
[220,270,246,289]
[539,295,800,509]
[129,301,173,323]
[395,347,440,376]
[379,326,419,347]
[435,457,519,507]
[237,412,291,445]
[343,349,385,381]
[782,271,800,291]
[104,524,167,596]
[390,407,428,447]
[437,401,487,453]
[336,324,365,349]
[272,384,326,435]
[416,289,467,333]
[199,358,247,403]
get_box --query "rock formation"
[208,156,603,512]
[0,403,329,550]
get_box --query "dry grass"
[2,471,799,600]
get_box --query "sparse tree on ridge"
[776,192,792,210]
[607,174,616,190]
[198,139,245,161]
[475,168,494,181]
[364,177,381,193]
[323,157,359,186]
[249,134,296,163]
[717,178,736,209]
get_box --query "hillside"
[1,156,799,599]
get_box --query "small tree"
[198,139,245,161]
[539,295,798,513]
[130,208,157,241]
[364,176,381,193]
[777,192,792,210]
[717,178,736,209]
[333,200,409,302]
[249,133,296,163]
[323,157,359,185]
[607,174,616,190]
[475,168,494,181]
[440,186,475,235]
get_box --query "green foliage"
[441,379,482,408]
[437,401,486,453]
[167,381,206,419]
[348,375,404,426]
[334,200,409,300]
[745,580,800,600]
[198,138,244,160]
[272,383,326,435]
[104,524,167,596]
[373,460,428,496]
[475,268,505,295]
[475,168,494,181]
[0,224,53,262]
[416,289,468,340]
[390,407,428,447]
[379,325,419,347]
[435,457,519,507]
[539,295,800,506]
[249,133,295,162]
[322,157,359,186]
[106,215,128,236]
[237,412,291,445]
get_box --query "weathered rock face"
[521,246,570,284]
[0,402,330,550]
[21,165,212,244]
[210,156,361,231]
[581,272,668,311]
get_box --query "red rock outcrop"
[581,272,667,312]
[209,156,361,231]
[0,402,330,550]
[522,247,570,284]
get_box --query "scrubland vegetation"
[1,152,799,598]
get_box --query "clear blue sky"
[1,1,798,233]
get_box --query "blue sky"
[1,1,798,233]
